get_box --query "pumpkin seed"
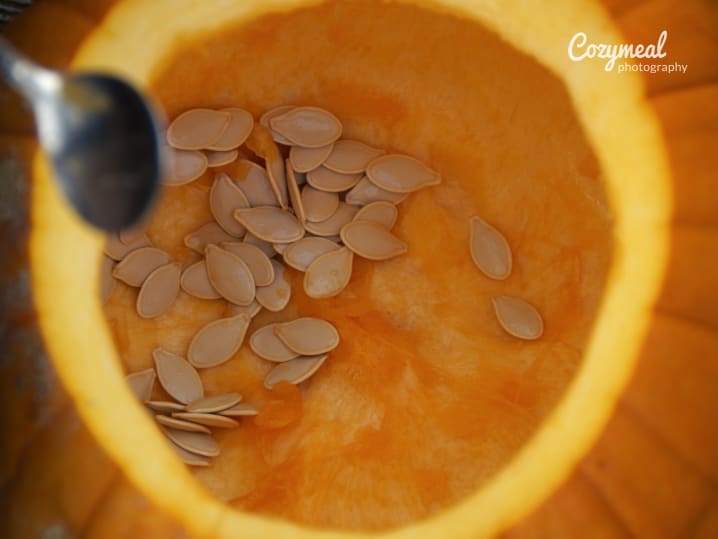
[340,221,407,260]
[126,368,155,401]
[227,300,263,318]
[273,242,291,255]
[233,207,304,243]
[180,261,221,300]
[167,438,211,467]
[207,107,254,151]
[264,354,328,389]
[243,232,276,258]
[173,412,239,429]
[209,172,249,237]
[161,426,220,457]
[323,139,385,174]
[365,154,441,193]
[269,106,342,148]
[167,109,231,150]
[220,242,274,286]
[184,222,236,254]
[219,403,259,417]
[301,186,339,223]
[255,259,291,312]
[206,149,239,168]
[304,203,358,237]
[146,400,186,413]
[235,160,279,207]
[353,201,398,230]
[186,392,242,413]
[260,105,295,145]
[156,414,211,434]
[492,296,544,340]
[119,226,146,245]
[304,246,353,298]
[165,149,208,186]
[205,244,255,306]
[100,255,116,303]
[345,176,408,206]
[274,317,339,355]
[112,247,172,287]
[283,237,340,272]
[469,216,512,280]
[249,324,299,362]
[136,262,181,318]
[307,166,362,192]
[286,162,306,225]
[187,313,251,368]
[104,231,151,260]
[153,348,204,404]
[245,124,288,208]
[289,143,333,173]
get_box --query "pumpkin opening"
[103,0,612,531]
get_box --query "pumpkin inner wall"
[103,0,613,531]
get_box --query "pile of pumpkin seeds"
[106,104,544,466]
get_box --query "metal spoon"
[0,36,161,231]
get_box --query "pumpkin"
[0,0,715,537]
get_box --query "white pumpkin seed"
[167,438,211,467]
[264,354,328,389]
[233,207,304,243]
[365,154,441,193]
[186,392,242,413]
[227,300,263,318]
[126,368,155,401]
[273,242,291,255]
[245,124,288,208]
[112,247,172,287]
[209,172,249,237]
[289,143,333,173]
[345,176,408,206]
[146,400,186,413]
[340,221,407,260]
[304,247,353,298]
[353,201,398,230]
[243,232,276,258]
[172,412,238,429]
[269,106,342,148]
[206,149,239,168]
[219,403,259,417]
[207,107,254,151]
[100,255,116,303]
[255,259,291,312]
[235,160,279,207]
[161,426,220,457]
[220,242,274,286]
[492,296,544,340]
[301,186,339,223]
[136,262,181,318]
[205,244,255,306]
[249,324,299,362]
[164,148,208,186]
[104,232,151,260]
[180,261,221,300]
[260,105,295,145]
[469,216,512,280]
[167,109,231,150]
[153,348,204,404]
[307,166,362,192]
[283,237,340,272]
[304,203,358,237]
[156,414,211,434]
[184,222,236,254]
[323,139,385,174]
[286,162,306,225]
[274,317,339,355]
[188,313,251,368]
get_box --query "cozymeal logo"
[568,30,688,74]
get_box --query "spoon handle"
[0,35,61,101]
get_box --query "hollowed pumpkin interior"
[104,1,612,530]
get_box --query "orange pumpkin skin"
[0,0,716,538]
